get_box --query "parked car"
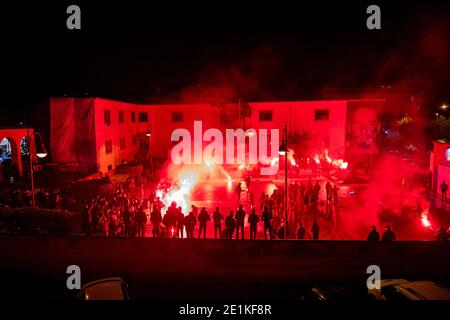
[78,277,129,300]
[368,279,450,300]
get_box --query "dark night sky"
[0,1,449,123]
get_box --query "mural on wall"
[346,102,382,182]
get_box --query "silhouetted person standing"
[212,206,224,239]
[296,222,306,239]
[225,211,236,240]
[123,205,132,237]
[325,182,332,203]
[382,226,396,241]
[136,206,147,237]
[176,206,185,238]
[248,208,259,240]
[163,202,178,237]
[184,210,197,239]
[261,206,273,240]
[150,206,162,238]
[245,175,252,193]
[367,226,380,241]
[440,180,448,208]
[81,202,91,235]
[311,218,320,240]
[435,226,449,241]
[235,204,246,240]
[198,207,210,239]
[235,182,243,204]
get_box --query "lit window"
[259,110,272,121]
[104,110,111,125]
[172,112,183,122]
[138,112,148,122]
[105,140,113,154]
[315,109,329,121]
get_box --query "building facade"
[50,97,384,175]
[430,139,450,208]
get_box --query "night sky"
[0,1,449,123]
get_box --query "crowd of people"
[80,184,148,237]
[0,185,77,210]
[2,173,449,241]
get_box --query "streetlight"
[440,104,448,111]
[146,128,153,178]
[278,125,288,239]
[27,129,47,207]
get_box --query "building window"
[108,164,113,171]
[138,112,148,122]
[131,112,136,122]
[105,140,113,154]
[259,110,273,121]
[104,110,111,125]
[118,111,125,123]
[315,109,329,121]
[172,111,183,122]
[119,137,126,150]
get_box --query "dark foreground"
[0,235,449,300]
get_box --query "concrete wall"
[1,235,448,280]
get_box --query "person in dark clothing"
[235,204,246,240]
[135,206,147,237]
[184,209,197,239]
[225,211,236,240]
[81,202,91,235]
[325,182,332,203]
[248,208,259,240]
[235,182,243,204]
[245,175,252,192]
[261,206,273,240]
[381,226,396,241]
[277,219,290,239]
[212,206,224,239]
[163,201,178,237]
[198,207,210,239]
[440,180,448,208]
[435,226,449,241]
[367,226,380,241]
[150,206,162,238]
[184,206,197,238]
[311,218,320,240]
[176,206,185,238]
[122,205,132,237]
[296,222,306,239]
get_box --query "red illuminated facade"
[50,97,385,175]
[430,139,450,204]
